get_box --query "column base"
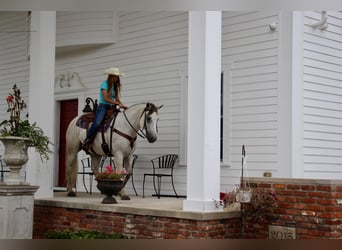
[0,184,39,239]
[183,199,223,212]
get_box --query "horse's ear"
[159,104,164,110]
[146,102,151,110]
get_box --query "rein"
[122,109,147,139]
[101,104,156,156]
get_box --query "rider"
[82,67,127,152]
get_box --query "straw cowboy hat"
[104,67,125,77]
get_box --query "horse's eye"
[147,117,152,123]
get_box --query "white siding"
[302,11,342,179]
[3,10,342,196]
[0,12,30,153]
[55,11,188,196]
[221,11,280,191]
[0,11,285,195]
[56,11,118,47]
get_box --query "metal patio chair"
[78,156,94,194]
[143,154,179,199]
[0,155,10,182]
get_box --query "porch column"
[183,11,222,212]
[26,11,56,198]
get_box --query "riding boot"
[82,139,91,153]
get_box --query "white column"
[278,11,293,178]
[183,11,222,212]
[26,11,56,198]
[291,11,304,178]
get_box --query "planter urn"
[0,136,31,185]
[96,178,125,204]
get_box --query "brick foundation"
[33,206,241,239]
[243,177,342,239]
[33,178,342,239]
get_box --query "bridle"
[122,103,159,140]
[123,108,147,139]
[99,103,160,157]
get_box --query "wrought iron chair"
[78,157,94,194]
[77,156,109,194]
[0,155,10,182]
[143,154,179,199]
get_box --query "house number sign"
[269,225,296,239]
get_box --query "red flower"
[96,165,127,180]
[6,95,13,102]
[105,165,113,171]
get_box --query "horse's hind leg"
[66,149,79,196]
[66,142,81,197]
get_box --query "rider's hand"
[119,104,128,110]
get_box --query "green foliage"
[45,229,127,239]
[0,84,53,162]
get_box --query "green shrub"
[45,229,127,239]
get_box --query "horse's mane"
[127,102,158,113]
[127,103,146,109]
[125,102,158,125]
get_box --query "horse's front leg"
[114,153,131,200]
[122,154,133,185]
[90,156,101,176]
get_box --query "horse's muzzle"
[147,136,157,143]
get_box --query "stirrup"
[82,141,91,152]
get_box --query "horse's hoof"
[121,195,130,200]
[67,191,76,197]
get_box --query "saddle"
[76,108,120,156]
[76,108,118,131]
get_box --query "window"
[220,72,224,161]
[26,11,31,61]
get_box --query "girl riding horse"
[82,67,127,153]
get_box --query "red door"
[58,99,78,186]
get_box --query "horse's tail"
[65,116,82,196]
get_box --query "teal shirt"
[99,80,116,104]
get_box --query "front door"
[58,99,78,186]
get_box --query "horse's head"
[141,103,162,143]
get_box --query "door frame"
[58,99,79,187]
[54,71,89,189]
[54,94,86,189]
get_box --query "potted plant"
[223,187,278,223]
[244,188,278,223]
[0,84,53,185]
[96,165,127,204]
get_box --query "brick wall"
[33,206,241,239]
[242,177,342,239]
[34,178,342,239]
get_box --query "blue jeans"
[85,104,110,141]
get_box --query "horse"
[65,102,161,198]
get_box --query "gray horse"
[65,103,161,199]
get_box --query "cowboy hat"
[104,67,125,77]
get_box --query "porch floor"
[34,191,240,221]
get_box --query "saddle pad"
[76,108,119,132]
